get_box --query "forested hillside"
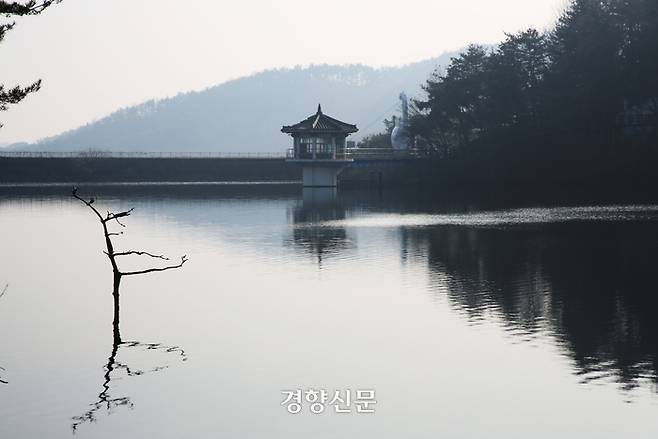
[9,55,454,152]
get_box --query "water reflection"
[403,223,658,392]
[0,283,7,385]
[283,186,658,395]
[2,182,658,425]
[280,188,658,396]
[69,190,188,433]
[286,188,354,264]
[71,281,187,433]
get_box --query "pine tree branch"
[0,81,41,109]
[0,21,14,43]
[1,1,63,127]
[0,1,62,17]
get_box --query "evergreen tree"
[414,45,490,148]
[485,29,549,131]
[413,0,657,156]
[612,0,658,119]
[0,1,62,127]
[544,0,623,146]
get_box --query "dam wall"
[0,156,432,186]
[0,157,300,183]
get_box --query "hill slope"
[14,54,454,153]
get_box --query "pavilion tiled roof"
[281,104,358,135]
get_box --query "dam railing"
[286,147,423,160]
[346,148,423,160]
[2,148,425,160]
[0,151,287,159]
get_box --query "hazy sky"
[1,0,566,144]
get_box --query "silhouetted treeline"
[411,0,658,189]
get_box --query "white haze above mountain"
[8,54,454,153]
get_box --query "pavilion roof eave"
[281,105,358,135]
[281,127,358,135]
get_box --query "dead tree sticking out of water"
[70,189,188,432]
[72,188,187,344]
[72,187,187,287]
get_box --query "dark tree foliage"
[613,0,658,120]
[0,1,62,127]
[412,0,658,187]
[358,117,395,149]
[414,45,490,150]
[485,29,549,131]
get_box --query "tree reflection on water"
[0,283,7,385]
[282,188,658,395]
[71,281,187,433]
[70,191,188,433]
[402,222,658,393]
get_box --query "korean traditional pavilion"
[282,104,357,187]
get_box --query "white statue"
[391,92,410,150]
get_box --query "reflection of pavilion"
[283,105,357,187]
[287,188,354,265]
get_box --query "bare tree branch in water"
[71,187,188,291]
[70,188,189,432]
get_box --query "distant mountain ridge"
[10,53,455,153]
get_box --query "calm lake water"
[1,184,658,438]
